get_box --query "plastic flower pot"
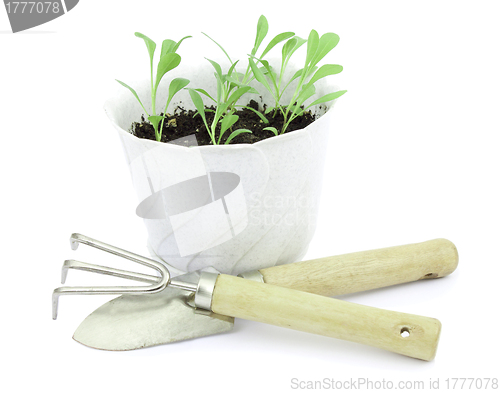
[104,61,342,275]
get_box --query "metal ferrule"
[238,270,264,283]
[194,272,219,311]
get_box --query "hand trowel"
[53,234,458,360]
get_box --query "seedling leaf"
[188,88,210,132]
[202,32,232,64]
[116,79,149,116]
[261,31,295,58]
[303,64,343,91]
[148,115,164,128]
[225,76,259,95]
[148,115,165,141]
[240,105,269,123]
[249,57,272,94]
[259,59,277,83]
[167,78,190,107]
[155,53,181,91]
[227,60,240,77]
[206,58,223,82]
[195,88,216,102]
[305,29,319,67]
[161,39,176,57]
[225,75,244,86]
[215,74,224,104]
[310,33,340,68]
[263,126,278,136]
[219,115,239,143]
[225,129,252,145]
[252,15,269,55]
[282,37,298,62]
[135,32,156,63]
[294,84,316,114]
[306,90,347,109]
[226,86,253,108]
[287,37,307,61]
[290,68,304,83]
[172,36,192,53]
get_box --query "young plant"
[194,55,264,121]
[116,32,191,141]
[200,15,295,117]
[249,29,347,135]
[236,15,296,87]
[188,15,303,145]
[187,59,254,145]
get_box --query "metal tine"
[61,260,197,292]
[61,260,160,285]
[52,234,170,320]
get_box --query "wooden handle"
[259,238,458,296]
[212,275,441,361]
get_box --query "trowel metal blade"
[73,271,234,351]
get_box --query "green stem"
[150,59,156,115]
[152,122,160,141]
[281,113,296,134]
[210,110,220,145]
[278,75,296,103]
[158,98,173,142]
[280,105,287,117]
[284,68,307,122]
[242,63,252,84]
[278,58,285,93]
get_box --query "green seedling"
[238,15,296,88]
[187,59,254,145]
[188,15,299,144]
[199,15,295,117]
[116,32,191,141]
[194,54,261,119]
[249,29,347,135]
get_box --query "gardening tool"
[53,234,457,360]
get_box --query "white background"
[1,1,499,392]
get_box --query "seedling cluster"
[117,16,346,144]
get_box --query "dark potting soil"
[131,100,317,146]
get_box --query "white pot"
[104,61,342,275]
